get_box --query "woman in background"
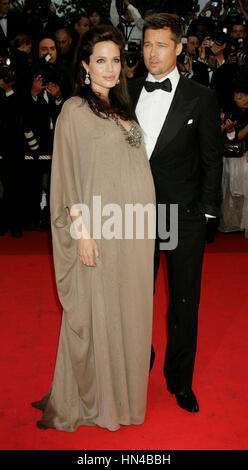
[220,73,248,238]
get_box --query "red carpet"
[0,231,248,450]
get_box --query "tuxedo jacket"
[128,75,224,218]
[0,14,22,56]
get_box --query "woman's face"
[82,41,121,98]
[89,12,101,26]
[234,92,248,110]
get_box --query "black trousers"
[154,212,206,393]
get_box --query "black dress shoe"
[175,390,199,413]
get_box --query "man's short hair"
[143,13,183,44]
[55,28,72,38]
[73,14,89,27]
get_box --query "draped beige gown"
[32,97,155,432]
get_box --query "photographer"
[198,32,231,99]
[200,0,229,21]
[110,0,144,45]
[226,21,248,65]
[178,34,210,86]
[219,72,248,238]
[230,21,247,39]
[228,0,248,22]
[22,36,71,230]
[0,59,24,237]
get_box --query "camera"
[229,0,239,6]
[213,32,227,47]
[35,53,60,85]
[0,57,15,83]
[124,41,141,68]
[178,38,188,64]
[230,37,244,50]
[236,50,248,62]
[229,36,248,62]
[204,30,227,56]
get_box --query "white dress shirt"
[0,16,7,36]
[135,66,214,218]
[136,67,180,159]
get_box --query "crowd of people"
[1,0,248,239]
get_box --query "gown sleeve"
[50,101,80,228]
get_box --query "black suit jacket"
[128,74,224,217]
[0,14,23,56]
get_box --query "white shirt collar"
[146,66,180,91]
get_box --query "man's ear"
[176,42,183,57]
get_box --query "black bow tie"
[144,78,172,93]
[0,16,7,20]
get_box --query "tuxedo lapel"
[0,20,8,55]
[0,23,6,38]
[149,76,198,162]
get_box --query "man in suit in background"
[0,0,22,56]
[128,13,223,413]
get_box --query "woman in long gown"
[31,25,156,432]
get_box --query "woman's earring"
[85,70,90,85]
[117,79,120,85]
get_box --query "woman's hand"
[77,237,99,267]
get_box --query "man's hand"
[198,36,211,61]
[226,52,237,64]
[184,56,193,74]
[225,118,237,133]
[0,78,14,93]
[46,82,62,100]
[201,1,212,14]
[236,0,248,19]
[31,75,46,97]
[211,43,226,57]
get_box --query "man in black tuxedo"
[0,0,22,56]
[128,13,223,413]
